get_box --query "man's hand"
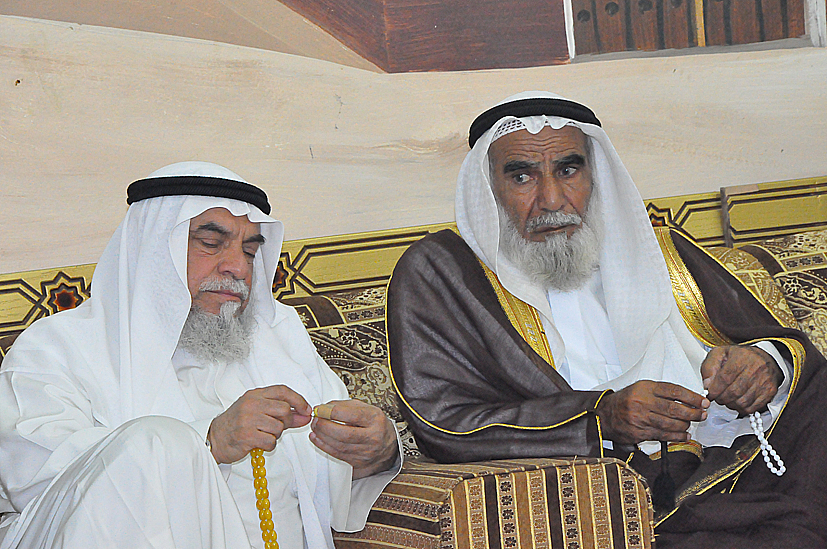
[702,345,784,415]
[597,380,709,444]
[208,385,313,464]
[309,400,399,480]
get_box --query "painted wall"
[1,15,826,273]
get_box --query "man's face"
[489,125,593,242]
[187,207,264,315]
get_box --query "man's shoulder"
[2,304,93,369]
[398,229,475,266]
[407,228,465,252]
[392,229,486,288]
[653,225,710,266]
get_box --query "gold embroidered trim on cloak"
[478,258,555,368]
[654,227,732,347]
[648,440,704,461]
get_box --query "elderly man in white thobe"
[0,162,401,549]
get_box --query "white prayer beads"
[702,389,785,476]
[749,412,786,476]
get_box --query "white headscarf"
[456,92,707,395]
[10,161,349,547]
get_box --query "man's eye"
[513,173,532,184]
[200,239,220,249]
[558,166,578,177]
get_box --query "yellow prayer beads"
[250,448,278,549]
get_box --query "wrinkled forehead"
[486,122,591,165]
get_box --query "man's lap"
[2,416,249,549]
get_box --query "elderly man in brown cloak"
[387,92,827,547]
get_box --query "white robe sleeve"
[310,344,404,534]
[0,367,111,513]
[186,419,234,480]
[334,427,403,533]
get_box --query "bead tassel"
[251,449,279,549]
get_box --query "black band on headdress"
[468,97,602,148]
[127,176,271,214]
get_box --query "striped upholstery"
[334,458,654,549]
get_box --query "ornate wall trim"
[2,176,825,339]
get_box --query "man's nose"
[218,246,250,280]
[536,174,566,212]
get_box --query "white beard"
[498,205,602,292]
[177,297,256,364]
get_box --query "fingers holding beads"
[702,345,782,415]
[309,399,399,479]
[208,385,313,464]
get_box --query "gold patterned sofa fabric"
[705,246,798,330]
[739,229,827,358]
[281,288,424,459]
[334,458,653,549]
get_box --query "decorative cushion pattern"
[706,246,798,329]
[739,229,827,357]
[333,458,654,549]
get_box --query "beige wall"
[1,15,826,274]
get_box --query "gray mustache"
[525,211,582,232]
[199,277,250,300]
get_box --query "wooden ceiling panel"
[276,0,390,69]
[2,0,572,72]
[0,0,381,71]
[282,0,571,72]
[384,0,569,72]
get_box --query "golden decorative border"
[528,468,552,548]
[588,463,613,548]
[557,464,584,549]
[647,440,704,462]
[722,176,827,247]
[478,258,555,368]
[654,227,732,347]
[619,466,652,548]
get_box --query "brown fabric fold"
[387,229,605,463]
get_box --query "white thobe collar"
[543,270,622,390]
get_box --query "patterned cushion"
[706,246,798,329]
[282,289,424,459]
[739,229,827,357]
[333,457,654,549]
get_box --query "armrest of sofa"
[333,456,654,549]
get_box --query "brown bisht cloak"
[387,227,827,547]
